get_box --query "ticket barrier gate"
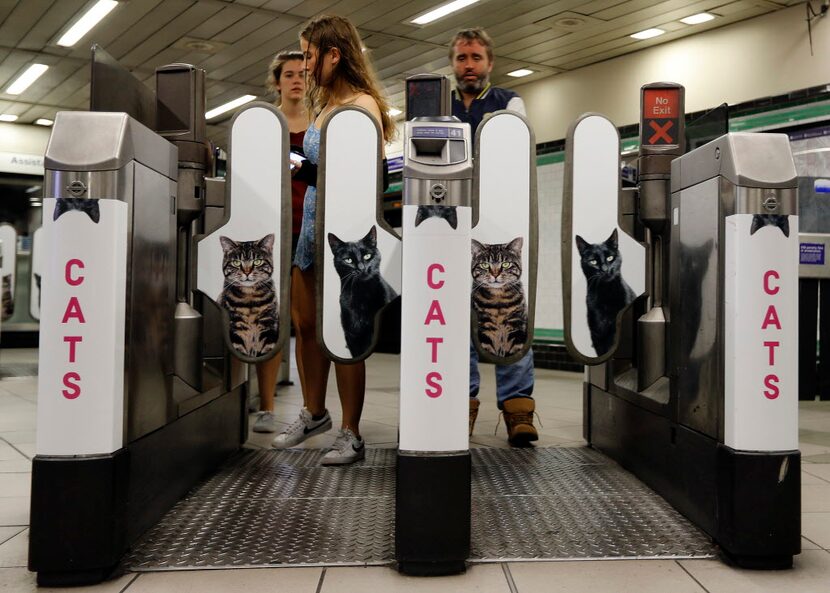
[798,233,830,400]
[564,84,800,568]
[28,59,254,585]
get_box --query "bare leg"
[335,361,365,437]
[254,352,281,412]
[290,266,329,417]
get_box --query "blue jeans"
[469,343,535,409]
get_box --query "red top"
[289,130,308,237]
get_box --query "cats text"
[424,263,447,398]
[60,259,86,400]
[761,270,783,400]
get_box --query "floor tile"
[0,497,29,526]
[801,513,830,549]
[680,549,830,593]
[0,473,30,498]
[801,536,822,550]
[0,527,24,546]
[801,470,828,485]
[0,568,135,592]
[322,564,511,592]
[0,442,26,462]
[802,484,830,512]
[126,567,322,592]
[0,430,35,446]
[508,560,705,593]
[802,463,830,483]
[0,528,27,568]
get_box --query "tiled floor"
[2,346,830,592]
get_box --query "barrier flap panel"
[318,107,401,363]
[725,213,799,452]
[196,103,291,362]
[30,227,43,320]
[473,111,536,365]
[0,224,17,322]
[37,198,128,456]
[400,205,471,452]
[563,114,645,363]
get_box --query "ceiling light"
[57,0,118,47]
[35,118,54,126]
[680,13,715,25]
[205,95,257,120]
[5,64,49,95]
[389,108,402,116]
[30,202,43,207]
[26,185,42,193]
[630,28,665,40]
[0,114,19,122]
[507,69,534,78]
[411,0,480,25]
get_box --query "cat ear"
[507,237,523,253]
[219,236,237,251]
[364,225,377,245]
[328,232,342,249]
[471,239,483,257]
[258,233,275,251]
[575,235,588,254]
[606,228,618,249]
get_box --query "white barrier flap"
[196,103,290,362]
[0,224,17,322]
[30,226,43,320]
[399,205,471,452]
[724,213,798,452]
[37,198,128,456]
[474,111,536,364]
[319,107,401,362]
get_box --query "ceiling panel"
[0,0,800,144]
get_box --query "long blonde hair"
[301,14,394,143]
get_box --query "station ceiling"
[0,0,802,147]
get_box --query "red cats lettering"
[761,270,780,400]
[60,259,85,399]
[424,263,446,398]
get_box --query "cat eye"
[231,260,241,267]
[501,262,511,268]
[479,263,489,269]
[253,259,263,266]
[606,256,614,262]
[344,257,353,264]
[362,253,372,261]
[589,259,597,265]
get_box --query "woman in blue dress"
[271,14,395,466]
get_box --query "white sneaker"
[321,428,365,466]
[252,411,278,433]
[271,408,332,449]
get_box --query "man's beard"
[455,71,489,94]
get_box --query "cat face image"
[328,226,382,282]
[219,234,275,287]
[575,229,623,284]
[54,198,100,223]
[751,214,789,237]
[471,237,523,290]
[415,205,458,229]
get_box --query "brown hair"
[300,14,395,143]
[448,28,494,62]
[265,50,305,96]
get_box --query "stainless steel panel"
[403,178,472,207]
[732,187,798,216]
[44,168,132,201]
[45,112,178,179]
[126,163,177,442]
[670,177,721,439]
[123,447,714,570]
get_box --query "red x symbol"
[648,120,673,144]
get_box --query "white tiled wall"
[534,160,564,333]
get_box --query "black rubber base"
[396,452,471,576]
[587,382,800,569]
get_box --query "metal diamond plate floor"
[123,446,716,571]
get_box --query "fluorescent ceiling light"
[205,95,257,120]
[57,0,118,47]
[507,69,534,78]
[680,13,715,25]
[630,28,665,40]
[389,107,402,116]
[31,202,43,207]
[0,114,19,122]
[26,185,42,193]
[411,0,480,25]
[5,64,49,95]
[35,118,54,126]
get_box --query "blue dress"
[293,124,321,270]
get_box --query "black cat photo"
[217,234,279,358]
[54,198,100,223]
[575,228,635,356]
[750,214,789,237]
[328,225,398,358]
[415,205,458,229]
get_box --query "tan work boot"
[502,397,538,446]
[469,398,480,436]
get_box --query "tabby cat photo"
[328,225,398,358]
[575,228,635,356]
[471,237,528,358]
[217,234,279,358]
